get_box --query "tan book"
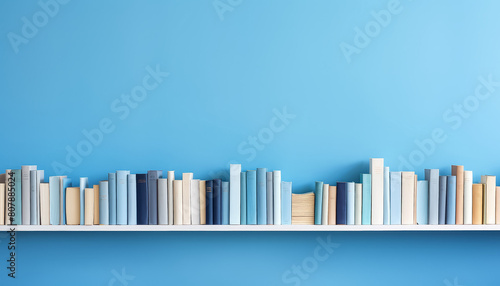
[328,186,337,225]
[496,187,500,224]
[93,185,99,225]
[173,180,183,225]
[40,183,50,225]
[472,184,483,225]
[199,180,206,225]
[452,165,464,224]
[401,172,415,225]
[85,188,94,225]
[481,175,496,224]
[292,192,315,225]
[0,183,4,225]
[182,173,193,225]
[65,187,80,225]
[292,216,315,225]
[413,174,417,225]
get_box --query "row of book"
[1,159,498,226]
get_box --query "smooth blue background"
[1,0,500,285]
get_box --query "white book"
[370,158,384,225]
[401,171,415,225]
[173,180,183,225]
[182,173,193,225]
[383,166,390,225]
[321,184,329,225]
[463,171,473,225]
[21,165,36,225]
[355,183,362,225]
[40,183,50,225]
[190,179,200,225]
[229,164,241,225]
[157,178,168,225]
[79,177,88,225]
[481,175,496,224]
[273,171,282,225]
[167,171,174,225]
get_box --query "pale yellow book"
[0,183,4,225]
[481,175,496,224]
[472,184,483,225]
[66,187,80,225]
[199,180,206,225]
[496,187,500,224]
[452,165,464,224]
[173,180,183,225]
[328,186,336,225]
[182,173,193,225]
[40,183,50,225]
[93,185,99,225]
[85,188,94,226]
[401,172,415,225]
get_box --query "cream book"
[0,183,4,225]
[199,180,206,225]
[355,183,362,225]
[182,173,193,225]
[328,186,336,225]
[481,175,496,224]
[496,187,500,224]
[292,192,314,225]
[190,179,200,225]
[66,187,80,225]
[173,180,183,225]
[40,183,50,225]
[85,188,94,226]
[93,184,99,225]
[321,184,329,225]
[370,158,384,225]
[401,171,415,225]
[413,174,417,225]
[472,184,483,225]
[463,171,473,224]
[167,171,175,225]
[452,165,464,224]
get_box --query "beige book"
[370,158,384,225]
[481,175,496,224]
[199,180,206,225]
[292,217,315,225]
[413,174,417,225]
[496,187,500,224]
[321,184,329,225]
[472,184,483,225]
[328,186,336,225]
[167,171,175,225]
[93,185,99,225]
[65,187,80,225]
[40,183,50,225]
[401,172,415,225]
[452,165,464,224]
[355,183,362,225]
[0,183,4,225]
[182,173,193,225]
[292,192,315,225]
[173,180,183,225]
[85,188,94,225]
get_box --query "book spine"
[389,172,401,225]
[314,181,323,225]
[383,166,390,225]
[370,158,384,225]
[158,178,168,225]
[99,181,109,225]
[29,170,37,225]
[256,168,267,225]
[108,173,117,225]
[167,171,175,225]
[61,177,72,225]
[240,172,247,225]
[229,164,241,225]
[49,175,60,225]
[281,181,292,225]
[361,174,372,225]
[472,184,483,225]
[336,182,347,225]
[246,171,257,225]
[182,172,192,225]
[463,171,473,224]
[322,184,329,225]
[0,183,4,225]
[79,177,88,225]
[148,170,162,225]
[416,180,429,225]
[39,183,50,225]
[328,186,337,225]
[266,172,273,225]
[22,165,36,225]
[173,180,183,225]
[446,175,456,225]
[93,184,99,225]
[273,171,281,225]
[199,180,206,225]
[116,170,130,225]
[347,182,355,225]
[127,175,137,225]
[482,175,496,224]
[36,171,44,225]
[355,183,362,225]
[425,169,439,225]
[222,181,229,225]
[401,171,415,225]
[136,174,148,225]
[84,188,94,226]
[438,176,447,225]
[213,179,222,225]
[191,179,200,225]
[452,165,464,224]
[65,187,79,225]
[205,180,213,225]
[496,187,500,224]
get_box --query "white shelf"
[1,225,500,231]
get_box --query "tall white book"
[190,179,200,225]
[273,171,282,225]
[383,166,390,225]
[370,158,384,225]
[173,180,183,225]
[355,183,362,225]
[40,183,50,225]
[167,171,175,225]
[182,173,193,225]
[229,164,241,225]
[157,178,168,225]
[21,165,37,225]
[321,184,329,225]
[481,175,496,224]
[401,171,415,225]
[463,171,473,225]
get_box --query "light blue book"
[438,176,447,225]
[347,182,355,225]
[256,168,267,225]
[361,174,372,225]
[246,170,257,225]
[229,164,241,225]
[240,172,247,225]
[417,180,429,225]
[383,167,390,225]
[79,177,88,225]
[99,181,109,225]
[30,170,44,225]
[266,172,273,225]
[61,177,72,225]
[281,181,292,225]
[49,176,60,225]
[389,172,401,225]
[222,181,229,225]
[446,175,456,224]
[425,169,439,225]
[116,170,130,225]
[108,173,117,225]
[127,174,137,225]
[314,181,323,225]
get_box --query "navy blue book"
[336,182,347,225]
[147,170,162,225]
[206,180,214,225]
[213,179,222,225]
[136,174,148,225]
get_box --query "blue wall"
[1,0,500,285]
